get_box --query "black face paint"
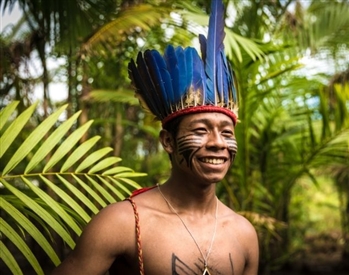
[177,134,202,168]
[225,137,238,163]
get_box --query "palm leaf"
[0,241,23,275]
[0,218,44,275]
[0,102,38,159]
[0,102,145,273]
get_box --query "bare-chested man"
[52,112,259,275]
[52,0,259,274]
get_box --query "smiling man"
[52,0,259,274]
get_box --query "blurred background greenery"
[1,0,348,274]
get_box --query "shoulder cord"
[125,198,145,275]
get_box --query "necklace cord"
[157,184,218,269]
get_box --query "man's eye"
[193,128,207,134]
[222,130,234,137]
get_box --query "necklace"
[157,184,218,275]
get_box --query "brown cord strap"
[126,198,145,275]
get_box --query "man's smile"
[199,157,227,164]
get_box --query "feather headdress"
[128,0,238,126]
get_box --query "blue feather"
[199,34,207,64]
[205,0,225,105]
[144,50,170,116]
[133,52,165,117]
[164,45,180,105]
[184,48,194,92]
[175,47,188,99]
[216,54,224,103]
[221,50,231,103]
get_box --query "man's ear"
[159,129,175,154]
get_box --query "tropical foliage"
[1,0,349,274]
[0,101,145,274]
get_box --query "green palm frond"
[85,4,171,52]
[0,101,146,274]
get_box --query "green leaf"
[102,166,133,175]
[25,111,81,173]
[0,101,38,160]
[114,172,147,178]
[117,177,143,190]
[0,218,43,275]
[97,176,125,200]
[61,136,101,172]
[109,178,132,196]
[0,240,23,275]
[85,175,116,203]
[2,104,67,175]
[89,89,138,105]
[88,157,122,174]
[56,174,99,214]
[0,197,61,265]
[72,174,107,208]
[43,120,94,172]
[1,179,75,249]
[40,175,91,223]
[0,101,19,131]
[21,176,82,235]
[76,147,114,172]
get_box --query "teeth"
[201,158,225,164]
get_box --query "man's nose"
[206,131,226,149]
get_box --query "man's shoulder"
[220,204,257,237]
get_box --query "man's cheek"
[177,135,203,167]
[226,138,238,161]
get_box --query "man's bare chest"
[138,218,246,275]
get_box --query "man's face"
[170,112,237,184]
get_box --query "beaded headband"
[128,0,238,127]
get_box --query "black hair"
[162,116,183,139]
[162,116,184,161]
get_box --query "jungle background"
[0,0,348,274]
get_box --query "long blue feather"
[175,47,188,100]
[164,45,180,105]
[221,50,231,103]
[205,0,225,105]
[199,34,207,64]
[144,50,170,116]
[184,48,194,93]
[133,52,165,117]
[189,48,206,106]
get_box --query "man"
[52,0,259,274]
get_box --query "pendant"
[203,266,212,275]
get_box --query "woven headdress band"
[128,0,238,127]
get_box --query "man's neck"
[158,180,218,217]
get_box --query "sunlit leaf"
[97,176,125,200]
[21,176,82,235]
[0,101,19,131]
[43,120,94,172]
[76,147,114,172]
[26,111,81,173]
[72,174,107,207]
[40,176,91,223]
[85,175,116,204]
[56,174,99,214]
[61,136,101,172]
[0,102,37,160]
[2,104,66,175]
[102,166,133,175]
[88,157,122,174]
